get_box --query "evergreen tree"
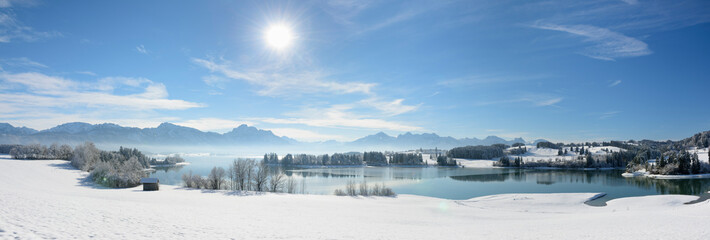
[690,153,700,174]
[585,153,594,168]
[514,157,521,167]
[677,151,691,174]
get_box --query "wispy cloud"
[268,127,348,142]
[193,58,376,97]
[321,0,374,25]
[0,11,59,43]
[535,97,563,106]
[0,72,204,111]
[608,80,622,87]
[136,45,148,54]
[599,111,621,120]
[476,94,563,107]
[531,22,651,61]
[357,97,420,117]
[0,57,47,69]
[358,7,426,34]
[0,0,38,8]
[76,71,97,76]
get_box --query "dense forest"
[447,144,507,159]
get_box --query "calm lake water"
[149,155,710,203]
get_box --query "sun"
[264,23,294,50]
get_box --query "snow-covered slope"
[507,145,624,163]
[1,156,708,239]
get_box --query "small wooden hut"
[140,178,159,191]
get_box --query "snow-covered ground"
[689,147,710,163]
[454,158,497,168]
[1,158,709,239]
[507,145,624,163]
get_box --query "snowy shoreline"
[1,158,709,239]
[149,162,190,168]
[623,171,710,179]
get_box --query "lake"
[149,155,710,204]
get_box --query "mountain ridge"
[0,122,539,149]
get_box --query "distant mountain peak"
[43,122,95,134]
[0,123,38,135]
[157,122,180,128]
[374,131,390,137]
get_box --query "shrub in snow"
[333,189,347,196]
[359,181,369,196]
[333,181,395,197]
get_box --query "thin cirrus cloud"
[476,94,563,107]
[136,45,148,54]
[0,10,60,43]
[531,22,652,61]
[193,58,376,97]
[609,80,622,87]
[599,111,621,120]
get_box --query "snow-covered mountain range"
[0,122,540,150]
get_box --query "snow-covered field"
[508,145,624,163]
[1,158,709,239]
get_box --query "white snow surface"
[508,145,624,163]
[1,157,709,239]
[454,158,497,168]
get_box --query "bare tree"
[208,166,226,190]
[228,161,237,190]
[346,180,357,196]
[269,173,285,192]
[359,180,369,196]
[248,159,258,190]
[253,162,269,191]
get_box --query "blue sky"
[0,0,709,142]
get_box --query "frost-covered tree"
[71,142,100,171]
[253,161,269,191]
[269,173,285,192]
[208,167,226,190]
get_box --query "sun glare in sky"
[264,23,294,50]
